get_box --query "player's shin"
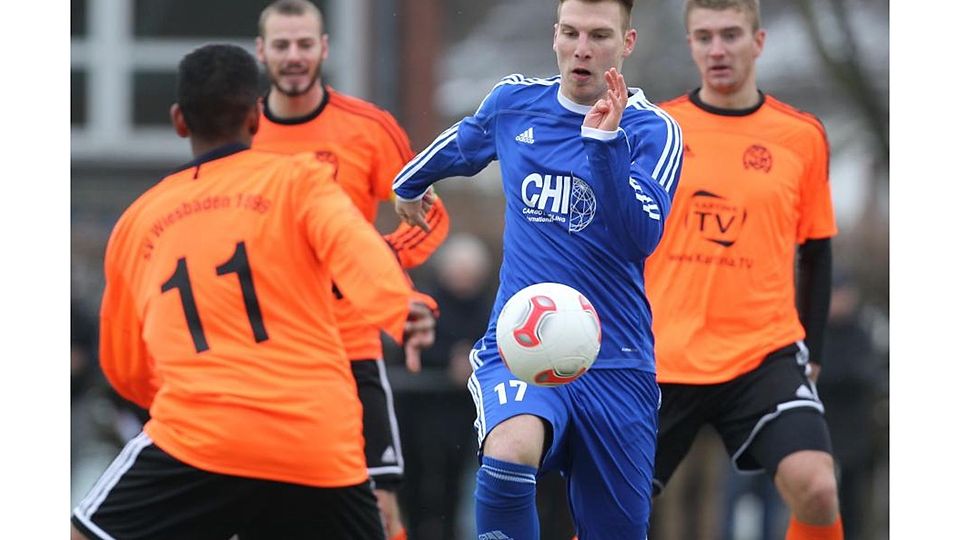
[475,456,540,540]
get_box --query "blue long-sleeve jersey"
[394,75,683,372]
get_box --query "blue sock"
[475,455,539,540]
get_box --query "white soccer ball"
[495,282,601,386]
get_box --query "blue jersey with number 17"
[394,74,683,372]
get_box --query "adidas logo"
[479,531,514,540]
[515,127,535,144]
[381,446,397,464]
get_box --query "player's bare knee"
[482,415,546,467]
[776,451,839,521]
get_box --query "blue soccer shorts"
[468,346,661,539]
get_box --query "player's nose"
[573,35,592,59]
[707,36,725,56]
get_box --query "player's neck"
[190,135,251,158]
[267,83,326,119]
[697,83,761,111]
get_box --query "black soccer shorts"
[653,342,833,495]
[351,358,404,491]
[71,432,384,540]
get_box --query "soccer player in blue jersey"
[393,1,682,538]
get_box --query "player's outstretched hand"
[403,301,436,373]
[395,187,436,232]
[583,68,628,132]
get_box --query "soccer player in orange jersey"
[70,44,435,540]
[250,3,450,538]
[646,2,844,539]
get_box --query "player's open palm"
[583,68,627,132]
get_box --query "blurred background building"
[71,1,889,538]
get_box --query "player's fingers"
[411,211,430,232]
[404,340,422,373]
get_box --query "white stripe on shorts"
[72,431,153,539]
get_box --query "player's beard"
[269,66,320,97]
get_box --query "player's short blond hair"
[684,0,761,32]
[557,0,634,32]
[258,0,324,37]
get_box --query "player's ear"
[255,36,266,63]
[753,28,766,58]
[320,33,330,62]
[170,103,190,138]
[247,103,261,136]
[552,23,559,53]
[623,28,637,57]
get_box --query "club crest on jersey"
[520,173,596,233]
[743,144,772,173]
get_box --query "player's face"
[257,13,328,97]
[553,0,636,106]
[687,7,765,95]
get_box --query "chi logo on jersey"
[514,127,535,144]
[520,173,596,232]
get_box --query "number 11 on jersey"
[161,241,269,353]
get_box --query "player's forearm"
[99,323,157,410]
[797,238,832,366]
[392,119,494,200]
[581,131,667,257]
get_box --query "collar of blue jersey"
[556,85,642,115]
[262,84,331,125]
[689,87,766,117]
[171,142,249,174]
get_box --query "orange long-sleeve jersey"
[646,92,837,385]
[99,145,416,487]
[253,87,449,360]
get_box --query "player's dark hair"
[558,0,634,31]
[259,0,325,37]
[176,44,260,141]
[684,0,761,32]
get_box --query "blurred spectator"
[649,429,727,540]
[394,233,496,540]
[721,468,788,540]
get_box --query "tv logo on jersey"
[520,173,596,232]
[686,190,747,247]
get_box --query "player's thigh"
[713,344,831,475]
[239,480,384,540]
[566,369,660,539]
[467,348,570,466]
[351,358,404,489]
[653,381,714,494]
[71,432,259,540]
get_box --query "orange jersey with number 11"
[99,146,413,488]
